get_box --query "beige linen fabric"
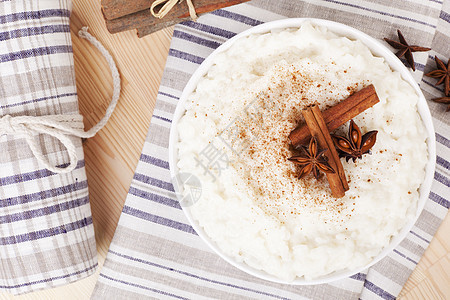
[0,0,97,295]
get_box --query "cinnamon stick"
[101,0,150,20]
[137,17,193,38]
[104,0,250,34]
[302,105,349,198]
[289,85,379,147]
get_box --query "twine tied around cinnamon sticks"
[150,0,198,21]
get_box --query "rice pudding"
[176,22,428,280]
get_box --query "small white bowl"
[168,18,436,285]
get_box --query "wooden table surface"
[2,0,449,299]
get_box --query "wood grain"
[0,0,448,299]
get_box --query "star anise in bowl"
[289,137,335,180]
[332,120,378,162]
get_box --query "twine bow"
[0,27,121,174]
[150,0,198,21]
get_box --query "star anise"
[425,56,450,96]
[384,30,431,71]
[332,120,378,162]
[432,96,450,112]
[289,137,335,180]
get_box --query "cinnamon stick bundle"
[102,0,250,36]
[302,105,349,198]
[289,85,380,147]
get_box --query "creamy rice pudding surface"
[176,23,428,280]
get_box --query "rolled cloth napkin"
[0,0,97,295]
[93,0,450,299]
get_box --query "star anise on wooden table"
[289,137,335,180]
[425,56,450,96]
[384,30,431,71]
[332,120,378,162]
[432,96,450,112]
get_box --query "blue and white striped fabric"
[0,0,97,295]
[93,0,449,299]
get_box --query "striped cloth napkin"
[93,0,449,299]
[0,0,97,295]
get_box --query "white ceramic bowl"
[168,18,436,285]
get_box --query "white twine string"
[150,0,198,21]
[0,27,121,174]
